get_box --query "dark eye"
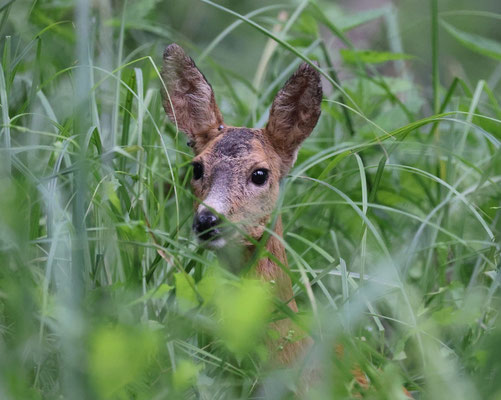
[192,162,203,180]
[251,169,269,185]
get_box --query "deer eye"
[251,169,269,186]
[192,162,204,180]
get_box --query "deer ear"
[265,62,322,176]
[161,44,224,153]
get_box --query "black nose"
[193,210,220,240]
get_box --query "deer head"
[161,44,322,249]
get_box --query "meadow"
[0,0,500,398]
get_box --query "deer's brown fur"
[252,217,314,365]
[266,62,323,175]
[161,43,322,365]
[161,44,224,153]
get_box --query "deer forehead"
[213,128,255,158]
[198,128,279,170]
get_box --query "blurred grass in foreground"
[0,0,500,399]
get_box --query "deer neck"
[252,217,298,312]
[218,217,297,309]
[217,216,305,365]
[253,216,307,365]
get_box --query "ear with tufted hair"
[161,43,224,153]
[265,62,322,176]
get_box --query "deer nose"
[193,210,220,240]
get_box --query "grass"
[0,0,500,399]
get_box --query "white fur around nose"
[197,187,229,216]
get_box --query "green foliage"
[0,0,500,399]
[442,20,501,61]
[340,49,414,64]
[89,326,159,398]
[214,278,272,358]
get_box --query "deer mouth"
[197,226,222,242]
[200,236,227,249]
[195,228,227,249]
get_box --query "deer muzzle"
[193,209,223,244]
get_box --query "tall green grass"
[0,0,500,399]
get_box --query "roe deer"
[160,44,414,398]
[161,43,321,365]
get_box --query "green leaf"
[89,326,158,398]
[128,283,173,306]
[340,49,414,64]
[297,13,318,36]
[116,220,147,243]
[104,178,122,213]
[152,283,174,299]
[90,127,102,154]
[339,7,388,32]
[441,20,501,60]
[432,306,456,326]
[174,272,198,312]
[197,270,220,305]
[106,0,161,26]
[215,279,272,358]
[319,5,387,33]
[393,351,407,361]
[172,359,202,392]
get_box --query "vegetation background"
[0,0,500,398]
